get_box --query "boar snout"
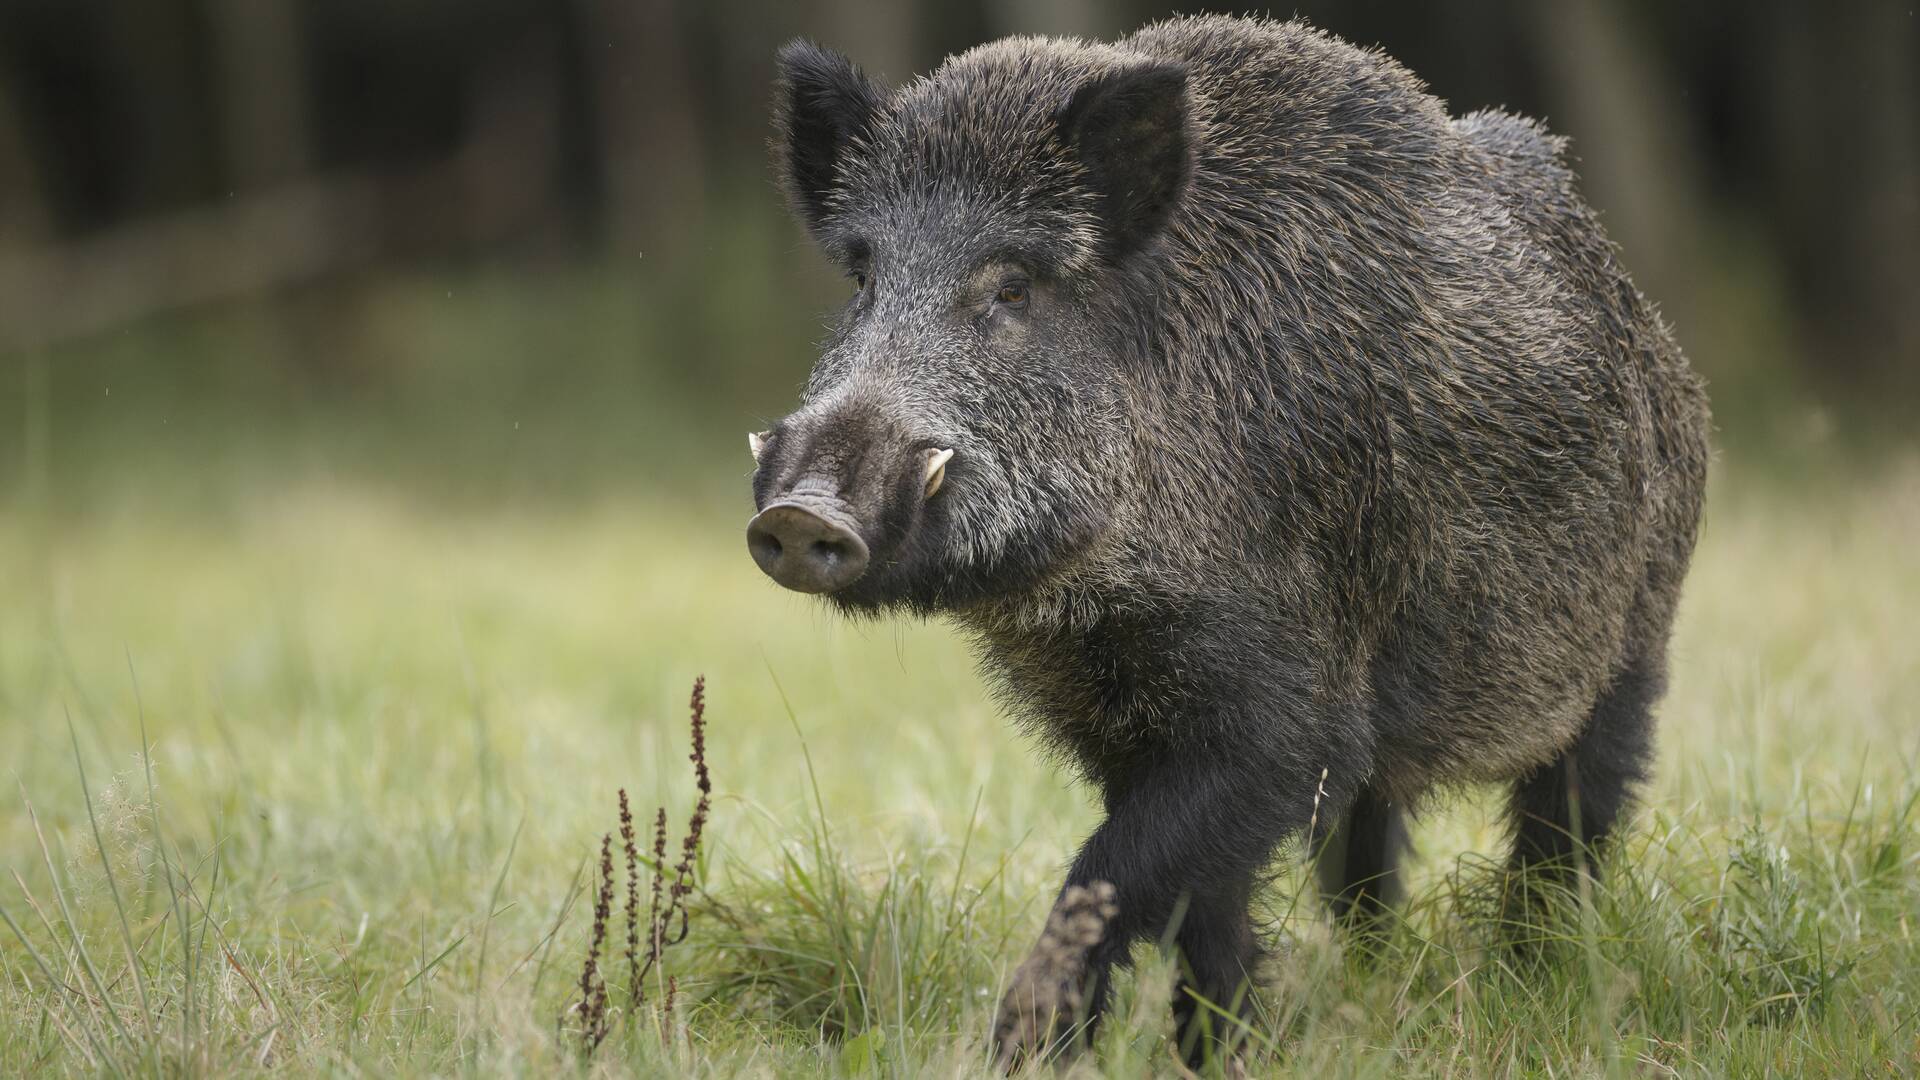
[748,414,959,595]
[747,501,871,593]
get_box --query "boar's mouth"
[747,439,954,597]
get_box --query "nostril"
[810,539,844,564]
[748,528,784,560]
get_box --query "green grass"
[2,286,1918,1075]
[3,454,1916,1077]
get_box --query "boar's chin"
[819,539,1077,618]
[814,553,957,616]
[808,541,979,616]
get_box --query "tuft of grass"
[1,715,245,1075]
[689,685,1026,1070]
[1701,822,1858,1025]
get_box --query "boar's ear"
[773,39,886,232]
[1057,63,1194,262]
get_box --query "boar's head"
[749,38,1193,614]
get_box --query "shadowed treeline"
[0,1,1914,495]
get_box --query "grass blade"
[128,648,196,1060]
[475,811,525,995]
[67,707,158,1047]
[22,779,136,1049]
[0,900,122,1077]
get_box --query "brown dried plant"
[573,834,614,1053]
[569,675,713,1057]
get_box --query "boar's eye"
[850,268,870,293]
[994,279,1030,311]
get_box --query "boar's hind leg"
[1507,650,1664,900]
[1314,785,1409,931]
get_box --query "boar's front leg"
[991,743,1356,1069]
[988,880,1119,1066]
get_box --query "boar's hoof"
[991,881,1118,1071]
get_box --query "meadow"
[1,276,1917,1077]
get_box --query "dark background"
[0,1,1915,506]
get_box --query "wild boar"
[748,13,1709,1066]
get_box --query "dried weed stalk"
[568,675,713,1057]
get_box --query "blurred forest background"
[0,0,1915,510]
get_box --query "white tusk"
[923,448,954,498]
[749,430,770,461]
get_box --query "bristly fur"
[757,14,1710,1067]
